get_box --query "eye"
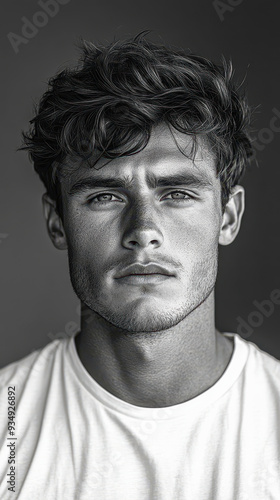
[88,193,123,204]
[162,191,192,202]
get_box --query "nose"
[121,202,164,250]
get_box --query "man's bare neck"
[74,294,234,407]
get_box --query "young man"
[0,35,279,499]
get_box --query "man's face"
[59,124,223,332]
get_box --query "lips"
[115,263,175,279]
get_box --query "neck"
[75,291,233,407]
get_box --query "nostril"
[122,228,164,250]
[127,238,160,248]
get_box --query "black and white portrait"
[1,1,280,498]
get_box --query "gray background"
[1,0,280,367]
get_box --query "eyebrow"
[68,172,213,197]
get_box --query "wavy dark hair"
[21,33,253,221]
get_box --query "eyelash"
[88,191,193,205]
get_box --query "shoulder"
[238,334,280,371]
[227,333,280,395]
[0,338,68,391]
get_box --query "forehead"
[60,124,218,195]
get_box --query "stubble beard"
[68,253,218,335]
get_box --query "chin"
[93,298,199,334]
[102,312,184,334]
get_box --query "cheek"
[168,212,221,255]
[66,217,117,265]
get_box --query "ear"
[42,193,68,250]
[219,185,245,246]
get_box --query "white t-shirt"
[0,333,279,500]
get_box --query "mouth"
[115,263,175,285]
[116,274,173,285]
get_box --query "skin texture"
[43,123,245,407]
